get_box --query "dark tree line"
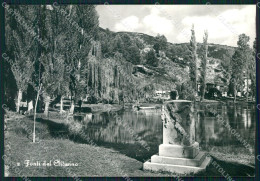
[4,5,99,114]
[4,4,256,116]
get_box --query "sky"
[96,5,256,47]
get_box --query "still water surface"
[72,103,256,162]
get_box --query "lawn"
[4,112,255,177]
[4,112,178,177]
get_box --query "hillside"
[95,28,236,102]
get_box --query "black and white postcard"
[1,1,259,180]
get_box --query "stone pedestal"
[143,100,211,174]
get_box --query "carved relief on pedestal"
[161,100,196,146]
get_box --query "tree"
[200,30,208,101]
[33,83,42,143]
[111,34,125,55]
[230,51,244,102]
[99,30,113,57]
[5,5,38,112]
[146,49,159,67]
[5,5,46,142]
[111,33,141,65]
[63,5,99,113]
[230,34,250,102]
[189,24,198,95]
[127,45,141,65]
[39,6,72,116]
[176,82,196,101]
[153,34,167,54]
[221,51,233,89]
[248,38,256,100]
[9,32,35,112]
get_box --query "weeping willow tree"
[62,5,99,113]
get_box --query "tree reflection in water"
[72,103,255,161]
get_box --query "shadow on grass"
[195,156,255,177]
[26,116,161,162]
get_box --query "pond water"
[72,103,256,162]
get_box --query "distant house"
[236,71,252,97]
[154,90,171,100]
[206,83,215,91]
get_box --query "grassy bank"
[4,113,176,177]
[209,146,255,166]
[4,112,255,177]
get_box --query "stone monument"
[143,100,211,174]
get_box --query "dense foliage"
[4,5,256,113]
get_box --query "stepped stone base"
[151,151,206,167]
[143,152,211,174]
[143,101,211,174]
[159,142,199,158]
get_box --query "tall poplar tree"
[200,30,208,101]
[230,34,250,102]
[190,24,198,95]
[5,5,38,112]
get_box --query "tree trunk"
[201,84,206,101]
[60,96,63,114]
[16,89,22,113]
[44,95,51,116]
[70,101,75,114]
[201,34,208,102]
[234,88,237,103]
[33,84,42,143]
[195,57,198,96]
[246,71,249,102]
